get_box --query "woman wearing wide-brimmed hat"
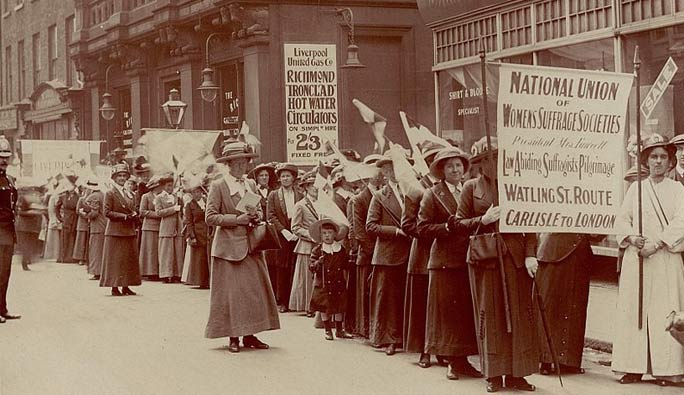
[43,178,62,260]
[138,175,162,280]
[289,170,319,315]
[155,174,185,283]
[250,162,279,295]
[84,177,106,280]
[205,139,280,353]
[416,147,481,380]
[100,163,141,296]
[613,133,684,387]
[267,163,303,313]
[452,137,538,392]
[181,174,210,289]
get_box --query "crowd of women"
[11,131,684,392]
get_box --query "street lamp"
[336,8,365,69]
[197,32,230,103]
[161,88,187,129]
[99,64,117,120]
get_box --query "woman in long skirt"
[85,180,106,280]
[289,172,318,315]
[44,191,62,260]
[100,163,141,296]
[454,139,539,393]
[613,135,684,386]
[182,179,210,289]
[139,176,162,280]
[417,147,481,380]
[73,186,92,265]
[155,175,184,283]
[204,139,279,353]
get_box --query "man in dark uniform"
[0,135,19,323]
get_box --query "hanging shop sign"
[496,63,634,234]
[284,43,339,165]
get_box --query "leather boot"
[335,321,353,339]
[323,320,334,341]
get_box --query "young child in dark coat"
[309,218,353,341]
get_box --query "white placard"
[284,43,339,165]
[22,140,101,179]
[497,63,634,234]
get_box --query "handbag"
[247,221,282,253]
[466,222,507,267]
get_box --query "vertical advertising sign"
[284,43,338,165]
[221,64,241,137]
[496,63,634,234]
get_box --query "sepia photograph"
[0,0,684,394]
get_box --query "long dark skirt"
[263,249,279,296]
[275,243,296,306]
[184,243,210,287]
[355,265,372,337]
[469,257,539,378]
[73,230,88,261]
[205,254,280,338]
[139,230,160,276]
[100,235,141,287]
[535,245,592,367]
[16,231,42,264]
[425,268,478,357]
[88,233,104,276]
[403,273,429,354]
[369,265,406,346]
[59,228,77,263]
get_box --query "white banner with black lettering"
[497,63,634,234]
[284,43,339,165]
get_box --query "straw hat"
[363,154,383,165]
[275,163,298,178]
[421,141,447,164]
[111,163,131,179]
[158,173,174,185]
[671,134,684,146]
[310,218,348,243]
[429,147,471,180]
[298,170,317,187]
[623,165,649,182]
[216,139,258,163]
[640,133,676,170]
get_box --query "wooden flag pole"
[634,46,644,330]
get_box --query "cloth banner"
[21,140,102,179]
[497,63,633,234]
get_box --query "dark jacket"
[85,191,107,234]
[454,176,536,267]
[366,183,410,266]
[417,181,467,270]
[266,187,303,245]
[15,191,44,234]
[537,233,594,263]
[0,174,17,245]
[183,199,208,246]
[351,186,375,266]
[75,196,90,232]
[401,193,431,274]
[104,187,138,237]
[56,190,79,232]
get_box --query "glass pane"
[537,38,615,71]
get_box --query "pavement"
[0,257,682,395]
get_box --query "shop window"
[569,0,612,34]
[501,6,532,49]
[5,45,12,103]
[623,26,684,139]
[536,38,615,71]
[17,40,24,99]
[435,15,497,63]
[65,15,75,86]
[622,0,675,24]
[536,0,567,41]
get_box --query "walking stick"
[634,46,644,330]
[480,40,512,332]
[533,277,563,388]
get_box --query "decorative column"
[239,35,272,158]
[128,72,150,147]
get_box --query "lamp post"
[161,88,187,129]
[197,32,230,103]
[99,64,117,121]
[336,8,365,69]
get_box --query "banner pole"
[479,39,497,204]
[634,46,644,330]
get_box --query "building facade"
[0,0,82,154]
[70,0,435,162]
[418,0,684,157]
